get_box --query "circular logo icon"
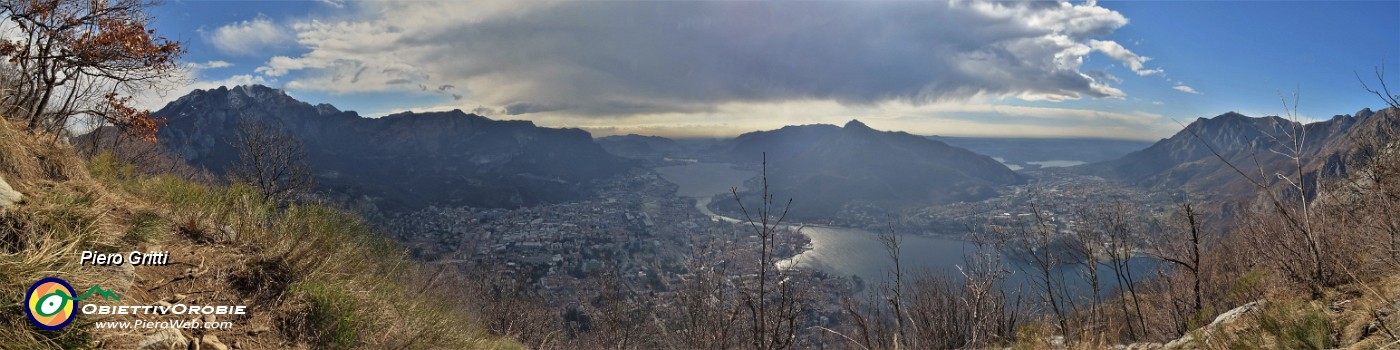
[25,277,78,330]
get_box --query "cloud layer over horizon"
[238,0,1167,117]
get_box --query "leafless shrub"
[840,216,1020,349]
[452,266,564,348]
[661,237,743,350]
[1145,200,1208,334]
[729,152,808,350]
[229,116,314,203]
[73,126,213,183]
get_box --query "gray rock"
[1163,300,1264,349]
[108,262,136,295]
[201,335,230,350]
[1209,300,1263,328]
[220,225,238,241]
[137,328,188,350]
[0,175,22,210]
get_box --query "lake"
[655,163,979,282]
[1028,160,1088,168]
[654,162,1157,297]
[655,163,753,197]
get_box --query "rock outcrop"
[1118,300,1264,350]
[0,175,21,210]
[137,328,189,350]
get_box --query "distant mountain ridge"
[155,85,626,211]
[596,134,682,159]
[712,120,1022,219]
[931,136,1154,167]
[1086,108,1398,202]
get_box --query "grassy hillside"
[0,121,520,349]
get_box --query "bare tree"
[230,116,314,203]
[1068,204,1106,334]
[840,217,1020,350]
[574,267,663,349]
[1085,200,1147,340]
[876,219,911,346]
[0,0,182,140]
[1351,62,1400,267]
[665,236,743,350]
[730,152,806,350]
[74,125,212,182]
[1176,91,1334,295]
[960,221,1020,347]
[1358,61,1400,110]
[455,266,563,349]
[1149,199,1207,334]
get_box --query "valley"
[380,122,1168,311]
[3,1,1397,348]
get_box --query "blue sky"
[144,0,1400,140]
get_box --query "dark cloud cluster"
[263,0,1155,116]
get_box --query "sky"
[144,0,1400,140]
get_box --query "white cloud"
[260,0,1158,115]
[1089,40,1164,76]
[208,17,291,56]
[1173,84,1200,94]
[186,60,232,70]
[202,74,273,88]
[1086,70,1122,84]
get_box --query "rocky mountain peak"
[1198,111,1249,125]
[1089,107,1400,203]
[314,103,340,116]
[843,119,873,131]
[1357,108,1375,119]
[229,84,292,103]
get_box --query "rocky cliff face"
[712,120,1022,219]
[155,85,627,211]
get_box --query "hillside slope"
[0,121,520,349]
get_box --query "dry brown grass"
[1,120,522,349]
[0,120,129,348]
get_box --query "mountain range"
[1085,108,1398,203]
[709,120,1023,220]
[154,85,625,211]
[149,85,1399,221]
